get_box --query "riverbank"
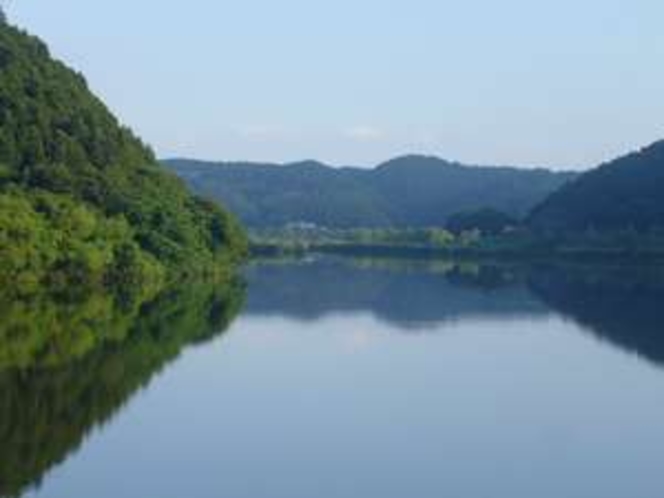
[251,239,664,264]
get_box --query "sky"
[7,0,664,170]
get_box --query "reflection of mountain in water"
[245,257,549,328]
[4,258,664,497]
[247,257,664,368]
[0,280,244,498]
[529,265,664,367]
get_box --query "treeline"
[165,156,574,229]
[250,208,521,256]
[253,140,664,257]
[529,141,664,234]
[253,226,456,250]
[0,22,246,294]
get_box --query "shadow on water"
[528,264,664,367]
[0,279,246,498]
[246,256,664,362]
[244,257,548,329]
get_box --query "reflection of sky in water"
[21,259,664,498]
[243,258,550,330]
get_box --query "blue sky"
[8,0,664,169]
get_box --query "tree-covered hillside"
[0,23,246,292]
[529,141,664,235]
[165,156,575,229]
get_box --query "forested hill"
[529,141,664,234]
[0,22,246,292]
[164,156,576,228]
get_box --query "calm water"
[3,258,664,498]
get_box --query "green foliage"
[446,208,517,235]
[165,157,575,229]
[529,141,664,235]
[252,226,457,251]
[0,23,247,290]
[0,191,165,294]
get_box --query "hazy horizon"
[8,0,664,171]
[163,153,580,172]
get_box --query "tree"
[0,21,247,290]
[447,208,517,236]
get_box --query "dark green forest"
[165,156,575,229]
[529,141,664,234]
[522,141,664,255]
[195,140,664,257]
[446,208,517,235]
[0,22,246,295]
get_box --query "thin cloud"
[345,126,386,142]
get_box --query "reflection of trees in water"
[245,257,547,328]
[528,264,664,367]
[0,290,138,371]
[0,279,245,498]
[248,257,664,366]
[3,257,664,497]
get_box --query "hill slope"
[529,141,664,234]
[165,156,575,229]
[0,23,246,291]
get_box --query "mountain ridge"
[164,155,576,229]
[165,153,573,174]
[529,139,664,234]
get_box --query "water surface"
[4,258,664,498]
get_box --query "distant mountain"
[164,156,576,229]
[529,141,664,234]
